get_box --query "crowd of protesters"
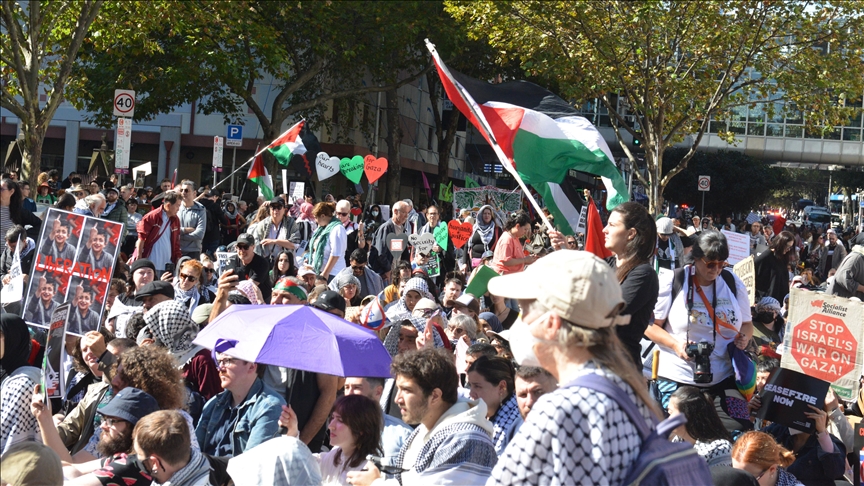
[0,167,861,485]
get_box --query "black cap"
[129,258,156,275]
[312,290,346,314]
[236,233,255,247]
[134,281,175,300]
[98,387,159,426]
[270,196,286,207]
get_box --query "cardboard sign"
[732,255,756,306]
[465,265,500,298]
[424,253,441,278]
[433,223,449,251]
[755,368,828,433]
[781,288,864,401]
[409,234,435,256]
[386,233,409,256]
[41,303,70,401]
[448,220,473,248]
[315,152,339,181]
[575,206,588,235]
[288,181,305,204]
[363,155,387,184]
[24,209,123,336]
[722,229,750,265]
[340,155,365,184]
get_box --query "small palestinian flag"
[247,155,273,200]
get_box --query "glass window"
[823,128,841,140]
[748,122,765,136]
[766,124,784,137]
[729,121,746,134]
[805,127,823,139]
[709,120,727,134]
[785,126,803,138]
[842,128,862,141]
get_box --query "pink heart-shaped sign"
[364,155,388,184]
[448,220,473,248]
[350,207,362,216]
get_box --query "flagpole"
[211,121,304,190]
[425,40,554,232]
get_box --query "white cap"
[488,250,630,329]
[656,217,674,235]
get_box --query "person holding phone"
[236,233,272,303]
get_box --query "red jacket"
[138,206,181,263]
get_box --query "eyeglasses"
[216,357,237,368]
[566,240,577,246]
[700,258,726,270]
[236,244,250,250]
[179,273,198,282]
[102,416,125,428]
[754,468,769,480]
[336,212,348,216]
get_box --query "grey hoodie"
[178,201,207,252]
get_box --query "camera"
[686,340,714,384]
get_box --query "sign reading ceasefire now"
[782,288,864,401]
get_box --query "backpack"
[567,373,713,486]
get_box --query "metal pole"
[828,172,832,208]
[230,147,236,194]
[701,191,705,220]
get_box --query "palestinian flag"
[248,154,274,200]
[266,120,307,166]
[426,40,628,235]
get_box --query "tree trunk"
[21,125,45,186]
[383,88,402,204]
[437,111,460,187]
[648,149,664,216]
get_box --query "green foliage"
[661,149,787,214]
[446,0,864,214]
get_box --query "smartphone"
[165,263,175,274]
[222,254,246,280]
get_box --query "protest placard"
[755,367,828,433]
[781,288,864,401]
[722,229,750,265]
[733,255,756,306]
[424,254,441,278]
[23,209,123,336]
[41,303,69,402]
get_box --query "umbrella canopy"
[193,304,392,378]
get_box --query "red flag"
[772,214,786,236]
[584,199,612,259]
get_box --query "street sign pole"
[230,147,236,194]
[701,191,706,220]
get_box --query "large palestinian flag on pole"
[426,40,628,235]
[266,120,307,166]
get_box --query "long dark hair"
[504,211,531,231]
[331,394,383,469]
[610,202,657,282]
[271,250,297,280]
[466,355,515,395]
[770,230,796,258]
[1,178,23,224]
[670,386,732,443]
[55,193,76,211]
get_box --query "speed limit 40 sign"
[697,175,711,192]
[113,89,136,118]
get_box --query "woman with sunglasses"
[172,259,209,313]
[645,230,753,432]
[732,431,803,486]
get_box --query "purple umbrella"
[193,304,392,377]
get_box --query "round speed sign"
[697,175,711,191]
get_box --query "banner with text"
[733,255,756,306]
[722,229,751,265]
[41,303,70,401]
[755,367,828,433]
[781,288,864,401]
[23,209,123,336]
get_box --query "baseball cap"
[191,303,214,325]
[486,329,511,343]
[129,258,156,275]
[98,387,159,426]
[453,293,480,316]
[297,266,316,278]
[270,196,286,207]
[312,290,346,314]
[656,217,674,235]
[827,228,837,235]
[135,281,175,300]
[236,233,256,247]
[488,251,629,329]
[0,442,62,486]
[412,297,438,317]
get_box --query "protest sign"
[41,304,70,401]
[448,220,472,248]
[732,255,756,306]
[452,186,522,222]
[575,206,588,235]
[288,181,305,204]
[781,288,864,401]
[721,229,750,265]
[433,223,449,251]
[0,234,24,304]
[755,368,828,433]
[465,265,500,298]
[23,209,123,336]
[409,234,435,255]
[424,254,441,278]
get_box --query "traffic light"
[633,131,643,149]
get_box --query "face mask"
[372,211,379,217]
[509,312,551,367]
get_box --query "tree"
[1,0,103,183]
[446,0,864,214]
[661,149,787,215]
[71,1,434,183]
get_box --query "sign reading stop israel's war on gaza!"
[781,288,864,401]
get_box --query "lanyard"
[686,267,738,342]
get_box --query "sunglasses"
[351,265,366,271]
[566,240,577,246]
[270,205,284,210]
[336,212,348,216]
[700,258,726,270]
[179,273,198,282]
[236,244,250,250]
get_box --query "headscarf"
[0,314,32,382]
[236,279,263,305]
[224,201,239,220]
[474,204,497,246]
[756,296,782,314]
[274,277,307,302]
[297,202,314,222]
[478,311,503,333]
[143,300,201,365]
[383,315,444,357]
[331,272,360,292]
[385,277,434,321]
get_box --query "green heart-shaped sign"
[341,155,365,184]
[433,223,449,251]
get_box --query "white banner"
[212,136,224,171]
[722,229,750,265]
[115,118,132,171]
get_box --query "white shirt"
[321,224,347,277]
[148,212,173,271]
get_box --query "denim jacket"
[195,378,286,456]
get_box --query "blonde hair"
[732,431,795,469]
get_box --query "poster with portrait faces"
[23,208,123,335]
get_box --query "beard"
[401,398,429,425]
[96,428,134,457]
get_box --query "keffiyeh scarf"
[308,219,341,274]
[385,277,434,321]
[154,447,210,486]
[174,283,201,313]
[474,205,496,246]
[490,393,521,455]
[383,315,444,357]
[144,300,201,365]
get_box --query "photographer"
[645,230,754,434]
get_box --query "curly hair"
[391,348,458,405]
[117,346,185,410]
